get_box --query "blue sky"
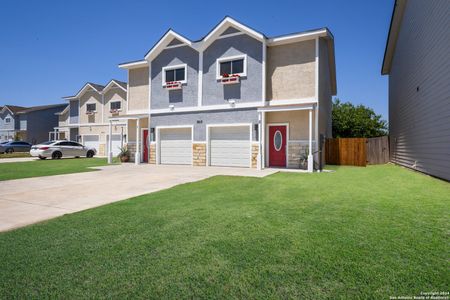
[0,0,393,119]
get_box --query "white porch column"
[308,109,314,172]
[261,111,266,169]
[108,120,113,164]
[135,118,141,165]
[257,112,262,170]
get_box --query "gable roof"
[102,79,127,94]
[381,0,408,75]
[55,105,69,115]
[144,29,194,61]
[2,105,28,115]
[63,82,105,99]
[16,104,67,115]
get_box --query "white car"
[30,140,96,160]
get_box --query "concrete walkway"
[0,164,277,232]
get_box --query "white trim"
[267,98,317,106]
[127,109,149,115]
[73,83,102,99]
[126,71,130,112]
[118,60,148,69]
[145,30,193,61]
[102,80,127,94]
[216,32,245,40]
[206,123,253,168]
[109,100,122,111]
[267,29,328,46]
[151,101,261,114]
[258,105,315,113]
[192,141,207,144]
[162,63,187,86]
[201,17,265,51]
[262,40,266,104]
[198,51,203,106]
[266,123,289,168]
[216,54,247,80]
[77,122,126,127]
[164,43,187,50]
[155,125,194,166]
[315,37,319,162]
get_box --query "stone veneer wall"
[127,143,136,162]
[251,143,259,168]
[287,141,314,169]
[149,143,156,164]
[193,143,206,166]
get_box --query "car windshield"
[40,141,55,145]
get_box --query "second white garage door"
[159,128,192,165]
[209,126,251,167]
[107,134,123,157]
[83,135,100,152]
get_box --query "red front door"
[143,129,149,163]
[269,125,287,167]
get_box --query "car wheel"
[39,156,47,160]
[52,151,62,160]
[86,150,94,158]
[5,148,14,154]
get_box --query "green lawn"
[0,165,448,299]
[0,158,109,181]
[0,152,31,159]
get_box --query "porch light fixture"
[227,99,236,107]
[169,104,175,111]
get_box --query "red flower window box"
[86,111,95,115]
[165,81,182,90]
[221,73,240,85]
[110,109,120,114]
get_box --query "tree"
[332,99,388,138]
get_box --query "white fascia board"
[200,17,265,51]
[118,60,148,70]
[267,29,329,46]
[145,30,193,61]
[267,98,317,106]
[103,80,127,94]
[150,101,261,115]
[258,104,315,113]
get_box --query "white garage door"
[83,135,100,152]
[209,126,251,167]
[160,128,192,165]
[107,134,123,157]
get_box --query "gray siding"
[69,100,79,124]
[23,106,66,144]
[0,111,15,131]
[203,34,263,105]
[318,38,332,138]
[389,0,450,181]
[150,108,258,141]
[151,46,199,109]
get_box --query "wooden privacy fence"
[325,136,389,166]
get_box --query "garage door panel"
[83,135,99,152]
[160,128,192,165]
[209,126,250,168]
[107,134,123,157]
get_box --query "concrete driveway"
[0,164,277,232]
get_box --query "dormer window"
[5,117,11,123]
[217,55,247,81]
[86,103,96,115]
[162,64,187,90]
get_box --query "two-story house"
[382,0,450,181]
[115,17,336,171]
[58,79,128,156]
[1,104,66,144]
[0,105,26,142]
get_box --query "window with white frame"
[216,55,247,79]
[5,117,11,123]
[162,64,187,85]
[110,101,121,111]
[86,103,96,112]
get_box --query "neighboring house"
[0,105,27,142]
[116,16,336,171]
[382,0,450,181]
[0,104,66,144]
[58,79,128,156]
